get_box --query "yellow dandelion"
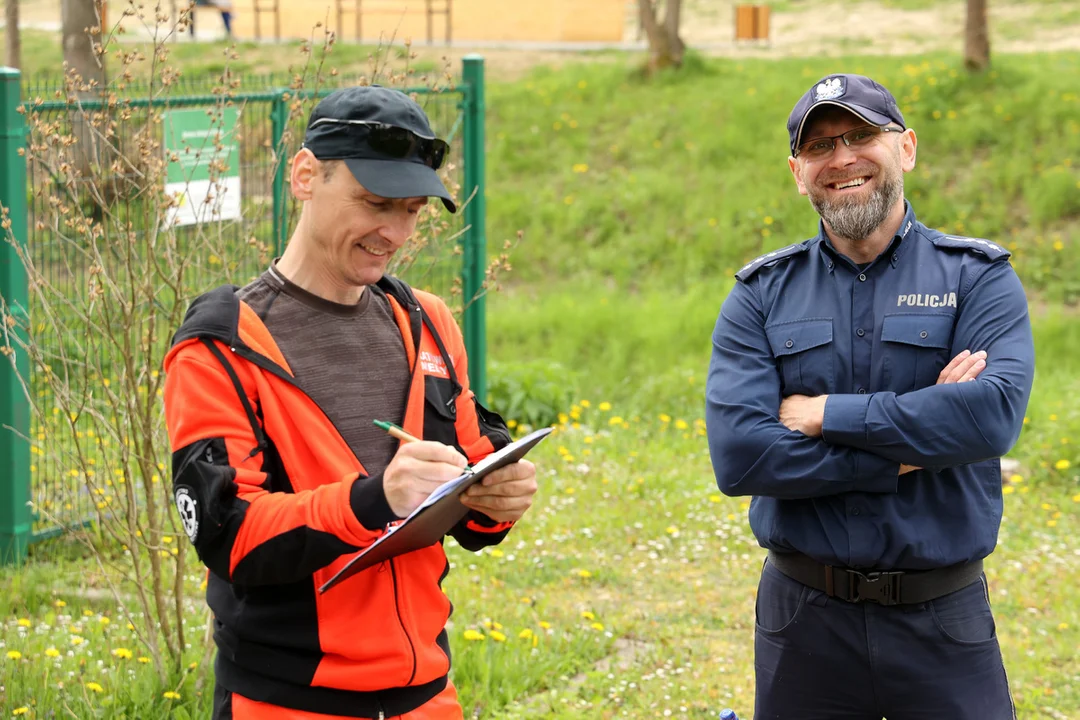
[137,656,150,664]
[1002,486,1015,495]
[564,487,576,494]
[598,402,611,412]
[1047,520,1057,527]
[71,636,84,645]
[12,707,30,716]
[1050,414,1058,421]
[590,622,605,631]
[520,596,532,604]
[584,436,593,444]
[666,525,679,534]
[489,549,504,558]
[490,630,507,642]
[188,662,198,669]
[6,650,22,660]
[82,609,94,617]
[1008,474,1024,483]
[538,621,552,629]
[463,629,485,641]
[85,682,103,693]
[17,618,30,627]
[572,163,589,173]
[163,691,181,700]
[576,569,592,579]
[675,419,689,430]
[581,611,596,620]
[659,414,671,423]
[111,648,133,659]
[1054,459,1071,470]
[519,628,534,640]
[45,647,60,658]
[1053,240,1064,251]
[506,419,517,429]
[98,616,110,625]
[1072,493,1080,503]
[608,416,623,426]
[708,217,718,227]
[580,400,591,407]
[1059,623,1069,630]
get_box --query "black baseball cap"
[302,86,456,213]
[787,74,906,155]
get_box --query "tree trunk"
[964,0,990,71]
[61,0,105,179]
[638,0,684,74]
[5,0,19,69]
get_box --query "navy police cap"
[787,74,906,155]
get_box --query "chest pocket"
[881,313,955,392]
[765,319,834,396]
[424,374,461,449]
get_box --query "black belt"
[767,550,984,606]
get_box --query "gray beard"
[809,172,903,243]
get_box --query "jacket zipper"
[236,340,422,689]
[389,558,418,686]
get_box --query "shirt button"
[856,328,865,337]
[858,273,867,282]
[851,507,861,516]
[858,388,867,394]
[920,331,928,339]
[785,340,794,348]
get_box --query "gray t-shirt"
[237,264,411,477]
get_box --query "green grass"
[483,52,1080,301]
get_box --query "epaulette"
[735,243,810,282]
[929,234,1011,262]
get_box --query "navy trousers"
[754,559,1016,720]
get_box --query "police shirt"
[705,203,1035,570]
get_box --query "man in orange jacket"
[164,86,538,720]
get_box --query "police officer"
[705,74,1033,719]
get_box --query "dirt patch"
[8,0,1080,82]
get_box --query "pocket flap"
[766,319,833,357]
[881,314,954,349]
[424,375,459,420]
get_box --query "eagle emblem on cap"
[814,77,844,101]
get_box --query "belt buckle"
[849,570,903,606]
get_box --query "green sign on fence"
[163,107,241,227]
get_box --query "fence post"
[270,90,289,257]
[0,67,31,566]
[461,55,486,402]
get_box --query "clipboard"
[319,427,553,593]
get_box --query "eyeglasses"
[308,118,449,170]
[794,125,903,159]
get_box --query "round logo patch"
[175,487,199,543]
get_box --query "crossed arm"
[706,261,1034,500]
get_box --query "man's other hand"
[383,441,469,518]
[779,394,828,437]
[937,349,987,384]
[461,460,538,523]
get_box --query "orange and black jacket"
[163,276,513,718]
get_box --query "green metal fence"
[0,56,488,564]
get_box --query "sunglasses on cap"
[306,118,449,170]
